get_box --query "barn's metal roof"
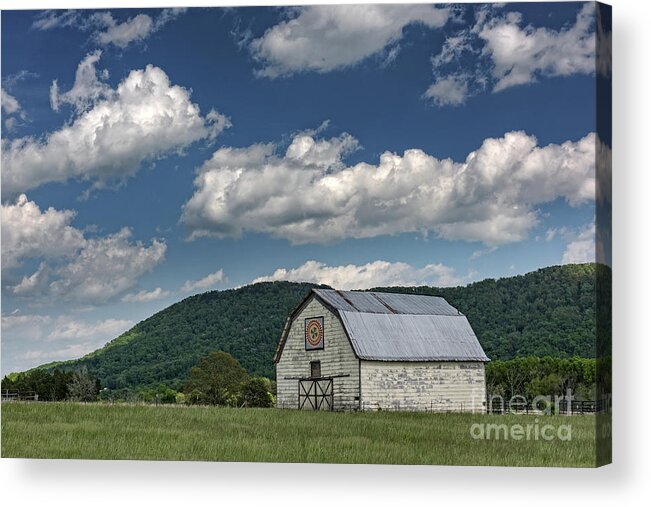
[338,311,489,362]
[313,289,461,316]
[274,288,489,363]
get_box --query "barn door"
[298,378,333,410]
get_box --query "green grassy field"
[1,402,597,466]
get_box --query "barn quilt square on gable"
[305,316,325,350]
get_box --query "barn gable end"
[275,295,360,410]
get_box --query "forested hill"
[375,263,598,360]
[37,264,598,391]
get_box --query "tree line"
[4,352,599,407]
[3,351,275,408]
[2,367,100,402]
[485,356,596,401]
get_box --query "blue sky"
[1,3,605,373]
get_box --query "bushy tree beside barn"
[238,377,274,408]
[183,351,249,406]
[182,351,275,407]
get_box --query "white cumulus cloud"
[121,287,171,303]
[32,9,187,49]
[562,223,595,264]
[2,52,229,199]
[91,9,187,49]
[21,343,98,363]
[427,3,598,105]
[1,87,28,131]
[424,74,470,106]
[252,260,465,289]
[49,50,111,113]
[31,10,79,31]
[2,195,166,305]
[1,313,52,335]
[1,313,134,373]
[250,4,449,77]
[182,269,225,293]
[93,12,154,48]
[480,5,595,92]
[182,129,596,246]
[45,228,166,304]
[1,88,21,114]
[46,316,133,341]
[1,194,85,271]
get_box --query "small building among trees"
[274,289,489,412]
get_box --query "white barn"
[274,289,489,412]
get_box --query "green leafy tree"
[238,377,274,408]
[67,367,99,402]
[183,351,249,406]
[140,384,178,404]
[526,373,562,398]
[52,369,74,400]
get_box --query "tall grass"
[1,402,596,466]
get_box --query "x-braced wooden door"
[298,378,333,410]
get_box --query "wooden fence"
[1,390,38,401]
[487,396,610,415]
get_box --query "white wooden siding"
[360,361,486,412]
[276,297,359,410]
